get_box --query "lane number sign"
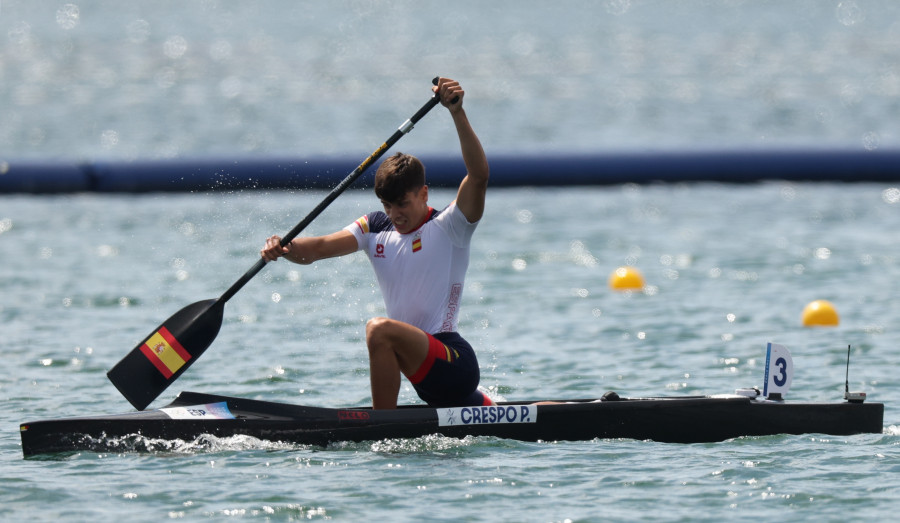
[763,342,793,398]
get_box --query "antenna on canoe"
[844,344,867,403]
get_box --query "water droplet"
[814,247,831,260]
[100,129,119,149]
[840,83,861,107]
[882,187,900,204]
[862,131,880,151]
[56,4,80,30]
[164,35,188,59]
[178,222,196,236]
[836,1,865,26]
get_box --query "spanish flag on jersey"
[139,327,192,378]
[354,215,370,234]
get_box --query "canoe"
[19,390,883,457]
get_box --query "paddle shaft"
[219,87,446,304]
[107,79,452,411]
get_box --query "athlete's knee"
[366,317,395,353]
[366,316,391,337]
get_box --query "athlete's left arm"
[434,78,490,223]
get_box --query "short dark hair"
[374,152,425,203]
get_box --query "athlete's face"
[381,186,429,234]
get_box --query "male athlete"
[260,77,493,409]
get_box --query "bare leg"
[365,317,430,409]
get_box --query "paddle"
[108,77,453,410]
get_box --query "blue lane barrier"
[0,161,91,193]
[2,150,898,193]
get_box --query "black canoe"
[19,391,884,457]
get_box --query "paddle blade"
[107,299,225,410]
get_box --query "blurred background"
[2,0,898,163]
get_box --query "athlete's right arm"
[260,230,358,265]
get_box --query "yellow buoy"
[608,266,645,291]
[802,299,839,327]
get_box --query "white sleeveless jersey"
[344,201,477,334]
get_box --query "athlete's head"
[374,153,429,234]
[374,153,425,203]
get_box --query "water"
[3,1,900,521]
[1,1,899,160]
[3,185,900,521]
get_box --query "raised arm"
[433,78,489,223]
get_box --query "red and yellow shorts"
[407,331,492,408]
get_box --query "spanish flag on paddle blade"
[139,326,191,378]
[108,298,223,410]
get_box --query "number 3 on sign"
[763,342,793,397]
